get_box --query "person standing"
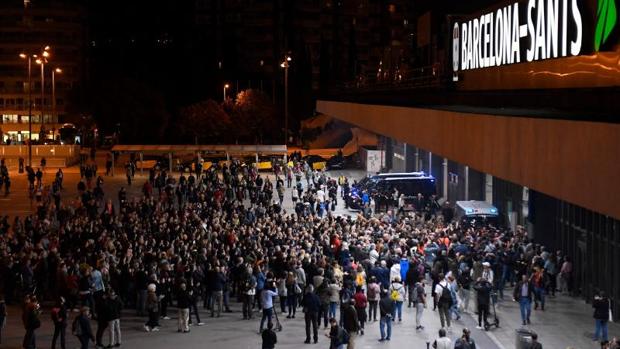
[531,267,546,311]
[51,297,68,349]
[352,286,367,335]
[593,291,610,344]
[177,283,192,333]
[73,307,95,349]
[378,289,394,342]
[341,300,359,349]
[262,322,278,349]
[242,267,257,320]
[413,279,427,331]
[473,277,492,330]
[144,284,160,332]
[454,328,476,349]
[432,328,452,349]
[107,290,123,347]
[22,296,41,349]
[301,285,320,344]
[434,274,453,331]
[95,292,110,349]
[211,266,226,318]
[388,277,405,322]
[259,284,278,333]
[513,274,534,325]
[366,277,380,322]
[326,318,347,349]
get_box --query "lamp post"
[19,53,33,166]
[35,47,50,140]
[280,55,291,145]
[52,67,62,140]
[20,45,48,166]
[223,83,229,101]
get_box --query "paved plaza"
[0,159,618,349]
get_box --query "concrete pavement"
[0,162,617,348]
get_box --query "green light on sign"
[595,0,617,51]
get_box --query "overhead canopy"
[111,144,288,155]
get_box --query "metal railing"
[327,63,449,95]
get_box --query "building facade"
[318,0,620,319]
[0,0,85,143]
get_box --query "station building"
[318,0,620,318]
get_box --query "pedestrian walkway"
[482,288,620,349]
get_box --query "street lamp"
[19,45,49,166]
[223,83,230,101]
[280,55,291,145]
[52,68,62,139]
[35,46,51,137]
[19,53,33,166]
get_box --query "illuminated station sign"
[452,0,617,78]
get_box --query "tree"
[178,99,231,144]
[232,89,278,144]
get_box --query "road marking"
[486,329,507,349]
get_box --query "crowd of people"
[0,155,617,349]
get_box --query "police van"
[455,200,499,226]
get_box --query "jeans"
[137,290,147,315]
[280,295,287,313]
[519,297,531,323]
[243,294,255,319]
[534,287,545,309]
[415,303,424,327]
[108,318,121,345]
[211,290,223,317]
[189,301,201,324]
[594,319,609,342]
[379,316,392,340]
[259,307,274,332]
[329,301,338,319]
[392,301,403,321]
[318,303,329,328]
[52,323,66,349]
[368,300,378,321]
[460,289,471,312]
[450,302,460,320]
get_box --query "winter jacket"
[593,297,610,321]
[389,282,406,302]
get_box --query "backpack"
[390,287,400,301]
[72,316,82,336]
[367,285,376,299]
[355,274,364,286]
[438,284,452,306]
